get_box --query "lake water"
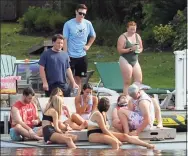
[1,147,187,156]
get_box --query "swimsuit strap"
[89,111,98,120]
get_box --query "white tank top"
[88,111,99,127]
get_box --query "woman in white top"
[71,83,98,126]
[88,97,155,150]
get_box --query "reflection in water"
[0,148,186,156]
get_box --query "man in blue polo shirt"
[63,4,96,94]
[39,34,78,97]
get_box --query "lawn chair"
[1,54,16,77]
[94,62,173,95]
[81,70,95,86]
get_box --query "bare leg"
[35,126,43,137]
[58,121,67,131]
[112,119,123,132]
[71,113,85,126]
[74,76,82,95]
[119,56,133,96]
[151,98,163,128]
[132,61,142,83]
[50,132,77,148]
[65,119,87,130]
[14,124,43,140]
[117,109,131,134]
[89,133,120,149]
[111,132,155,149]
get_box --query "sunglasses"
[78,12,86,16]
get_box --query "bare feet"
[157,123,163,128]
[147,144,155,149]
[65,134,78,142]
[79,121,88,130]
[33,135,44,141]
[67,138,77,148]
[65,123,72,131]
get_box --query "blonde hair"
[127,21,137,28]
[48,95,63,118]
[49,88,64,103]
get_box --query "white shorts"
[81,113,91,120]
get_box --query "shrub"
[171,9,187,50]
[153,24,176,50]
[92,19,125,46]
[18,6,67,33]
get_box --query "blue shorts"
[10,127,39,141]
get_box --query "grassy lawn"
[1,23,175,88]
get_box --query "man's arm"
[63,38,68,52]
[11,107,32,131]
[84,36,96,51]
[136,100,151,134]
[62,22,69,52]
[39,65,48,91]
[66,68,78,88]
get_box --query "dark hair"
[98,97,110,113]
[83,83,93,91]
[52,34,64,42]
[76,4,87,11]
[117,95,126,104]
[23,87,35,96]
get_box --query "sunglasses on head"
[78,12,86,16]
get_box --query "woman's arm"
[86,96,98,113]
[117,35,131,54]
[75,96,87,114]
[63,106,71,118]
[128,100,134,111]
[112,108,118,120]
[51,110,63,133]
[95,112,119,140]
[137,34,143,53]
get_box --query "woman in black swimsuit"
[42,95,77,148]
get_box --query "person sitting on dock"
[112,94,163,132]
[71,83,98,127]
[117,84,156,136]
[42,95,77,148]
[9,87,43,141]
[44,87,87,131]
[88,97,155,149]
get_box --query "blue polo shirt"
[39,49,70,85]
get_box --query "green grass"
[1,23,175,88]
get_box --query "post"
[4,113,9,134]
[174,49,188,110]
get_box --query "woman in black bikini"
[88,97,155,150]
[42,95,77,148]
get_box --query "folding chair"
[1,54,16,77]
[94,62,173,95]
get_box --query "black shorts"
[43,125,56,142]
[87,129,103,137]
[70,56,88,77]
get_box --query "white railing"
[174,49,188,110]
